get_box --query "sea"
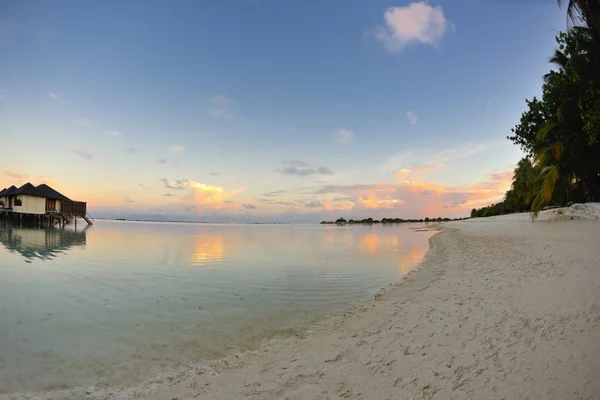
[0,220,436,393]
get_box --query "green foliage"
[557,0,600,44]
[321,216,465,224]
[471,202,506,218]
[472,157,536,218]
[501,26,600,219]
[531,164,561,217]
[381,218,426,223]
[510,158,537,212]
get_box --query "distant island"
[320,217,467,225]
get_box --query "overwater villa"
[0,182,92,226]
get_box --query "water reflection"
[359,233,380,254]
[190,233,224,267]
[398,247,428,274]
[0,224,87,261]
[0,221,436,393]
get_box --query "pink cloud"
[357,195,403,209]
[322,200,355,212]
[4,171,28,182]
[313,165,513,218]
[486,170,513,182]
[376,2,453,53]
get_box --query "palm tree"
[541,27,600,204]
[530,141,563,218]
[558,0,600,43]
[511,157,537,211]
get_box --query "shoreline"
[3,211,600,399]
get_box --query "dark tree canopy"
[475,23,600,219]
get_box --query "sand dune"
[4,208,600,399]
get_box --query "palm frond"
[541,165,560,202]
[558,0,584,25]
[549,49,569,68]
[531,191,545,219]
[531,165,560,219]
[536,121,557,141]
[533,146,551,168]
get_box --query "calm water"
[0,220,435,393]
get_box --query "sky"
[0,0,567,222]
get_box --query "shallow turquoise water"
[0,220,435,393]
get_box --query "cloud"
[433,142,501,164]
[442,196,468,208]
[311,164,513,218]
[158,178,243,210]
[382,141,508,175]
[277,167,315,176]
[306,200,323,208]
[267,201,296,206]
[322,200,355,212]
[210,172,221,176]
[486,171,513,182]
[159,178,190,190]
[209,94,235,119]
[276,166,334,176]
[48,92,59,100]
[153,179,245,216]
[282,160,309,167]
[122,195,135,203]
[106,130,122,137]
[158,158,167,164]
[275,161,334,177]
[126,147,137,154]
[333,196,355,202]
[336,129,355,146]
[376,2,453,53]
[180,182,243,210]
[357,195,404,209]
[407,110,418,125]
[242,203,257,210]
[317,166,333,175]
[394,164,446,182]
[5,171,28,181]
[264,190,287,197]
[71,148,93,160]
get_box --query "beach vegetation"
[320,216,464,224]
[473,6,600,219]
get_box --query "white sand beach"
[3,206,600,400]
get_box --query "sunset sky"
[0,0,566,222]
